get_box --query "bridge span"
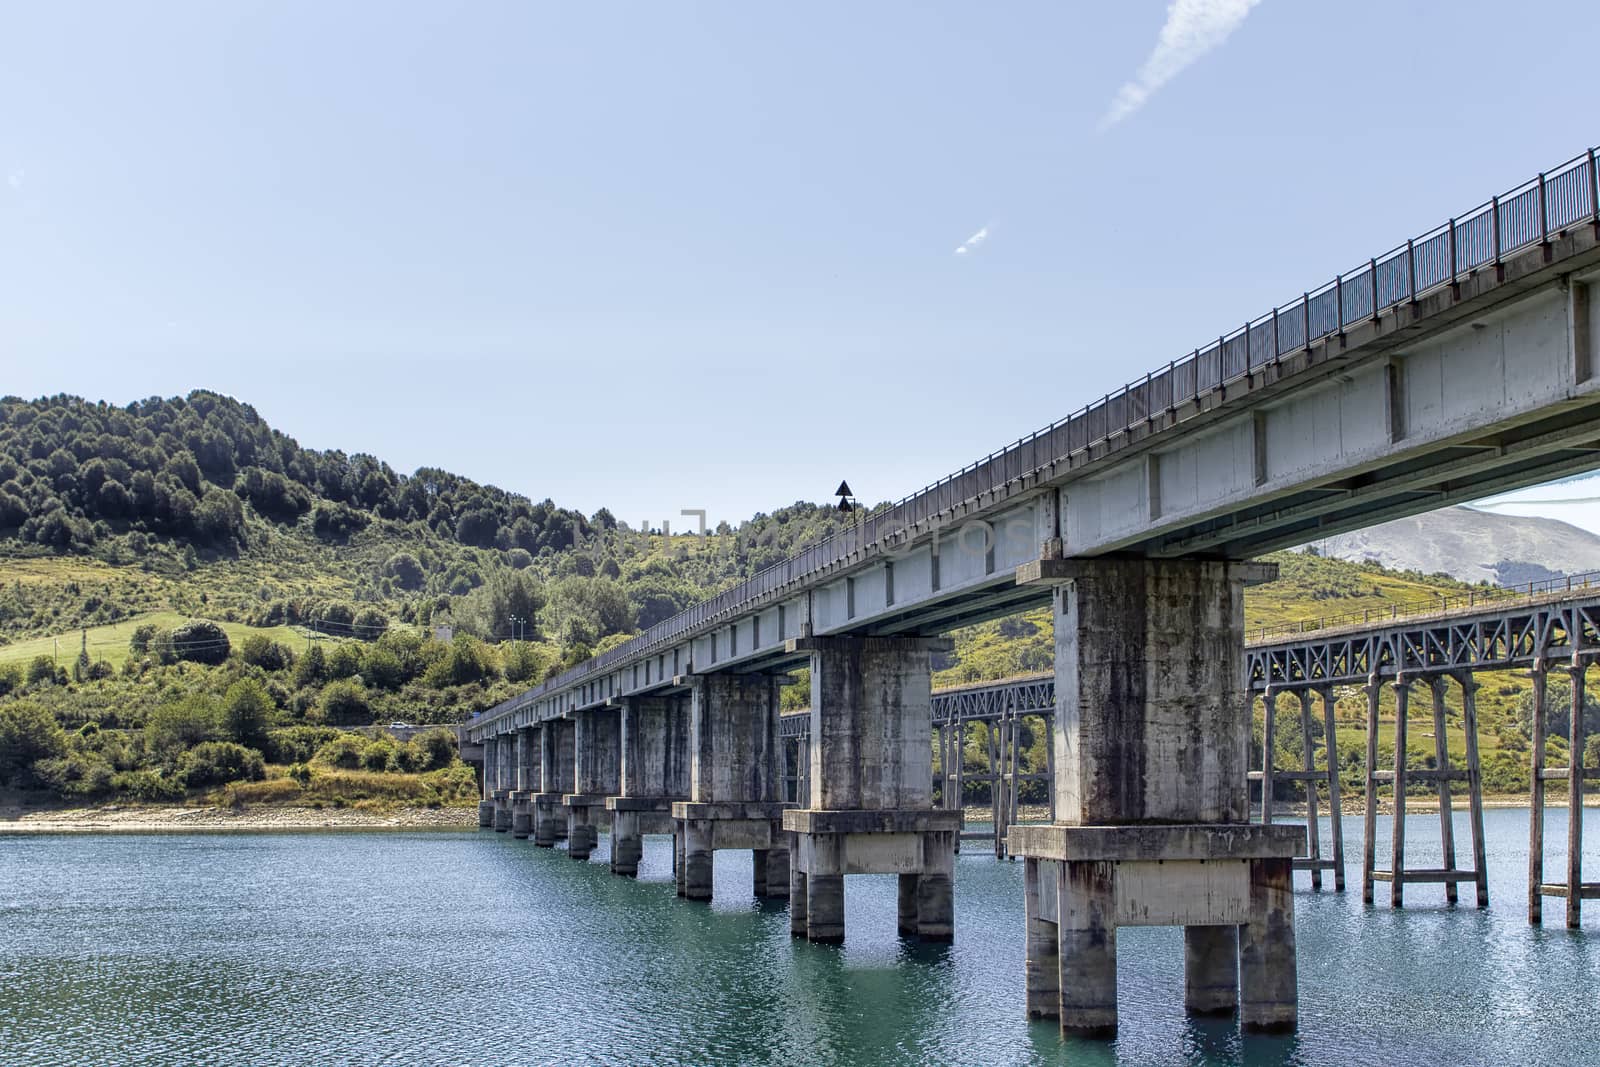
[468,143,1600,1038]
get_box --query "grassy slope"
[0,610,312,670]
[1,540,1556,798]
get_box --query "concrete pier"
[1009,558,1303,1037]
[531,719,576,849]
[510,725,537,839]
[477,736,497,829]
[782,636,960,943]
[564,708,620,861]
[670,673,790,902]
[607,695,690,877]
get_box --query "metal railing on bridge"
[476,144,1600,726]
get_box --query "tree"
[221,678,273,750]
[1515,675,1600,743]
[145,693,220,760]
[239,634,292,671]
[178,741,265,788]
[129,622,160,655]
[316,679,372,726]
[0,701,68,785]
[384,552,426,591]
[25,654,57,686]
[166,619,231,665]
[293,643,327,687]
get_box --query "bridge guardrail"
[475,143,1600,726]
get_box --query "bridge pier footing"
[670,803,791,902]
[491,790,512,832]
[531,793,565,847]
[670,672,789,903]
[783,635,956,943]
[1011,557,1303,1037]
[477,801,494,829]
[509,791,532,839]
[605,799,675,877]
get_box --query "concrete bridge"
[467,144,1600,1037]
[777,572,1597,916]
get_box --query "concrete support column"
[783,635,958,943]
[568,807,596,860]
[611,810,643,876]
[1024,858,1060,1019]
[916,830,955,940]
[566,708,619,862]
[764,842,791,900]
[1008,557,1301,1040]
[790,868,809,936]
[478,736,497,828]
[1240,858,1298,1032]
[683,820,713,901]
[753,850,769,897]
[806,875,845,943]
[510,793,532,839]
[897,875,919,936]
[675,829,687,897]
[1059,860,1118,1038]
[671,673,788,903]
[1184,926,1240,1015]
[608,694,691,879]
[803,831,844,942]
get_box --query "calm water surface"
[2,808,1598,1066]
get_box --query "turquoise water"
[1,807,1597,1066]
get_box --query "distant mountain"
[1309,506,1600,586]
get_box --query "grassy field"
[0,611,318,670]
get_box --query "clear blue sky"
[4,1,1598,530]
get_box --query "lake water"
[2,807,1597,1066]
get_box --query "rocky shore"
[0,802,480,833]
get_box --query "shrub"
[411,727,457,772]
[145,693,220,760]
[0,661,24,696]
[313,734,369,770]
[177,741,265,788]
[265,725,342,764]
[238,634,293,671]
[166,619,232,665]
[316,679,371,726]
[327,642,364,680]
[112,769,186,802]
[362,647,403,691]
[221,678,273,749]
[287,762,314,785]
[0,700,68,785]
[25,654,57,686]
[363,738,399,772]
[128,623,160,655]
[384,552,426,591]
[34,753,116,797]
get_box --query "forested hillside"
[0,391,1581,811]
[0,392,850,649]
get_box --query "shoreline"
[0,802,480,834]
[6,793,1597,835]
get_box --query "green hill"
[0,391,1567,809]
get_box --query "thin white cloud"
[953,225,991,256]
[1100,0,1264,130]
[5,168,22,191]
